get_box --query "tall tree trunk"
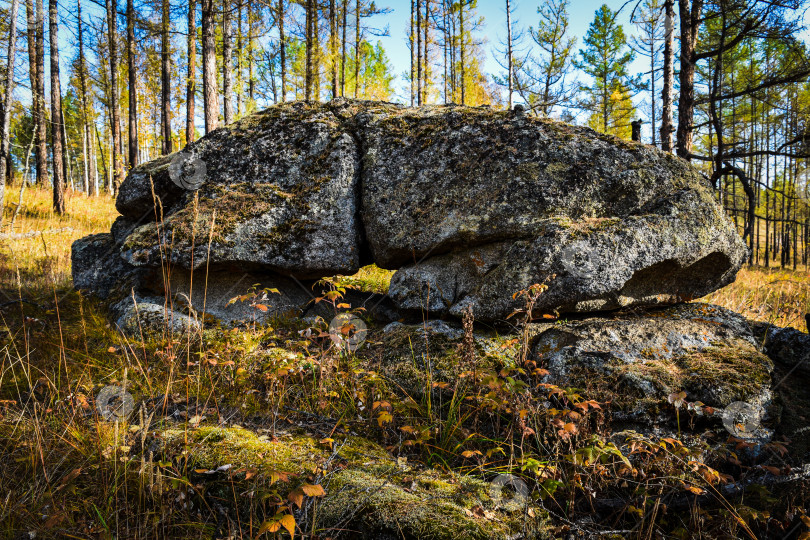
[449,0,456,100]
[278,0,286,101]
[505,0,512,108]
[649,26,655,146]
[106,0,124,191]
[423,0,429,103]
[305,0,313,100]
[25,0,40,186]
[340,0,347,96]
[160,0,172,152]
[442,0,447,103]
[410,0,415,105]
[236,0,242,115]
[202,0,219,132]
[313,0,320,99]
[660,0,674,152]
[127,0,138,166]
[34,0,48,187]
[416,0,422,105]
[354,0,359,97]
[77,0,97,195]
[222,0,234,125]
[0,0,20,209]
[330,0,337,98]
[247,0,254,103]
[676,0,702,160]
[49,0,65,213]
[186,0,197,143]
[459,0,465,105]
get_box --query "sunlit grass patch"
[1,186,117,292]
[704,265,809,331]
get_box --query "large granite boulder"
[117,102,363,278]
[363,106,746,319]
[73,99,747,324]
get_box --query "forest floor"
[0,187,808,539]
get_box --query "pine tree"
[631,0,664,146]
[575,4,641,138]
[514,0,576,116]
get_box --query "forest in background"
[0,0,809,270]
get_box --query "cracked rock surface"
[73,99,748,323]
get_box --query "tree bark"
[410,0,415,105]
[354,0,359,97]
[0,0,20,210]
[186,0,197,143]
[340,0,347,96]
[128,0,138,166]
[160,0,172,152]
[423,0,429,103]
[106,0,124,191]
[222,0,233,125]
[649,21,656,147]
[442,0,447,103]
[49,0,65,213]
[330,0,337,98]
[33,0,48,187]
[313,0,320,99]
[247,0,254,103]
[416,0,422,104]
[459,0,465,105]
[77,0,97,195]
[278,0,286,101]
[676,0,702,160]
[505,0,512,108]
[305,0,313,100]
[236,0,242,115]
[202,0,219,132]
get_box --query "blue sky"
[373,0,651,105]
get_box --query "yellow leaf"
[258,519,281,534]
[287,489,304,509]
[301,483,326,497]
[254,304,269,312]
[279,514,295,538]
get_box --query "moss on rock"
[158,425,549,539]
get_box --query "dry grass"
[0,188,807,538]
[704,266,810,331]
[1,186,118,292]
